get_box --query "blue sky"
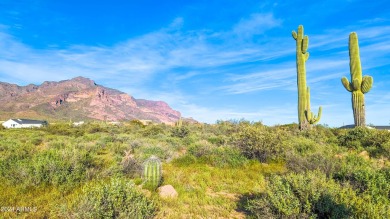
[0,0,389,126]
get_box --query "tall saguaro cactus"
[292,25,321,130]
[341,32,373,127]
[143,155,162,190]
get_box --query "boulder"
[158,185,178,198]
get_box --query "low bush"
[198,146,248,168]
[244,171,390,218]
[138,144,171,160]
[334,154,390,204]
[382,140,390,158]
[336,127,390,152]
[68,178,157,218]
[231,123,286,162]
[142,125,165,137]
[121,152,142,178]
[26,149,94,190]
[171,126,190,138]
[285,153,340,177]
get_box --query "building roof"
[10,119,47,125]
[339,124,390,130]
[373,126,390,130]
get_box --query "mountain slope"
[0,76,181,124]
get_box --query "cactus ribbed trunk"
[297,48,308,130]
[352,91,365,126]
[143,156,162,190]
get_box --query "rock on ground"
[158,185,178,198]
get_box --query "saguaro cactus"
[341,32,373,127]
[143,155,162,190]
[305,86,322,124]
[176,116,183,127]
[292,25,321,130]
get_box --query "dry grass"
[155,161,285,218]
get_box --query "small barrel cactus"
[143,155,162,190]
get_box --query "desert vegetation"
[1,121,389,218]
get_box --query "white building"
[2,119,48,128]
[72,121,85,126]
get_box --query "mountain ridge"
[0,76,181,124]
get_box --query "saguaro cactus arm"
[305,86,322,124]
[361,76,373,93]
[304,52,310,61]
[341,77,353,92]
[310,106,322,124]
[292,31,297,40]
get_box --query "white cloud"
[233,13,282,38]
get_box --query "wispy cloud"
[0,13,287,87]
[233,13,282,38]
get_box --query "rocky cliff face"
[0,76,181,124]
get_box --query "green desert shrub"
[281,136,341,176]
[45,123,87,137]
[244,171,389,218]
[45,123,73,136]
[129,119,146,127]
[298,125,338,144]
[334,154,390,204]
[231,123,286,162]
[333,154,372,181]
[191,145,248,168]
[172,139,248,168]
[24,149,94,190]
[350,168,390,203]
[171,126,190,138]
[336,127,382,149]
[171,154,198,166]
[30,136,43,146]
[382,140,390,158]
[86,123,109,134]
[206,134,227,146]
[285,153,341,177]
[363,129,390,147]
[187,140,214,157]
[138,144,171,160]
[68,178,157,218]
[363,130,390,158]
[142,125,165,137]
[121,151,142,178]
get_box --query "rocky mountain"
[0,76,181,124]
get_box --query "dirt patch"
[206,188,238,201]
